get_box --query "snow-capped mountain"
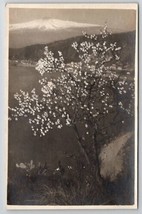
[9,18,130,49]
[9,19,102,48]
[10,18,100,31]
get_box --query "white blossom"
[9,26,134,139]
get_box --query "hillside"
[9,31,135,66]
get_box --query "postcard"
[6,3,138,209]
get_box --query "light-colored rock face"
[100,132,133,181]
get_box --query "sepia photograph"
[6,3,138,209]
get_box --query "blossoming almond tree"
[9,26,134,184]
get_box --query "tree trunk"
[72,123,90,165]
[72,123,103,185]
[90,131,104,186]
[72,123,107,203]
[91,147,103,186]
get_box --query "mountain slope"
[10,18,100,31]
[9,31,135,66]
[9,19,102,48]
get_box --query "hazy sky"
[9,8,136,32]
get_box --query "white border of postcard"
[6,3,138,210]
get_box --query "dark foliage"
[9,31,135,66]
